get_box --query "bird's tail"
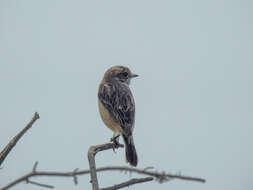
[122,134,138,167]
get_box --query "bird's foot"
[110,135,123,152]
[110,134,120,144]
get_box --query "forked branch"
[0,113,206,190]
[88,141,124,190]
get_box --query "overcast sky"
[0,1,252,190]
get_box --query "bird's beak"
[130,73,139,78]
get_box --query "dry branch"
[0,112,40,166]
[0,163,206,190]
[100,177,153,190]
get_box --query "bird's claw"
[110,135,120,153]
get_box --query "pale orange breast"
[98,99,121,132]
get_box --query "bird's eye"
[121,72,129,77]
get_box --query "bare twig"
[101,177,153,190]
[0,112,40,166]
[26,179,54,189]
[88,142,124,190]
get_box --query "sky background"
[0,0,252,190]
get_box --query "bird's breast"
[98,99,121,132]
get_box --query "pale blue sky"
[0,1,252,190]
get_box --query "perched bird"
[98,66,138,167]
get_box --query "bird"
[98,66,139,167]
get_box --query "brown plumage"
[98,66,138,167]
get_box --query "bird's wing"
[98,82,135,136]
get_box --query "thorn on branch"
[34,112,40,120]
[155,171,172,183]
[73,168,79,185]
[144,166,154,171]
[32,161,38,172]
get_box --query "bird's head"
[104,66,138,85]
